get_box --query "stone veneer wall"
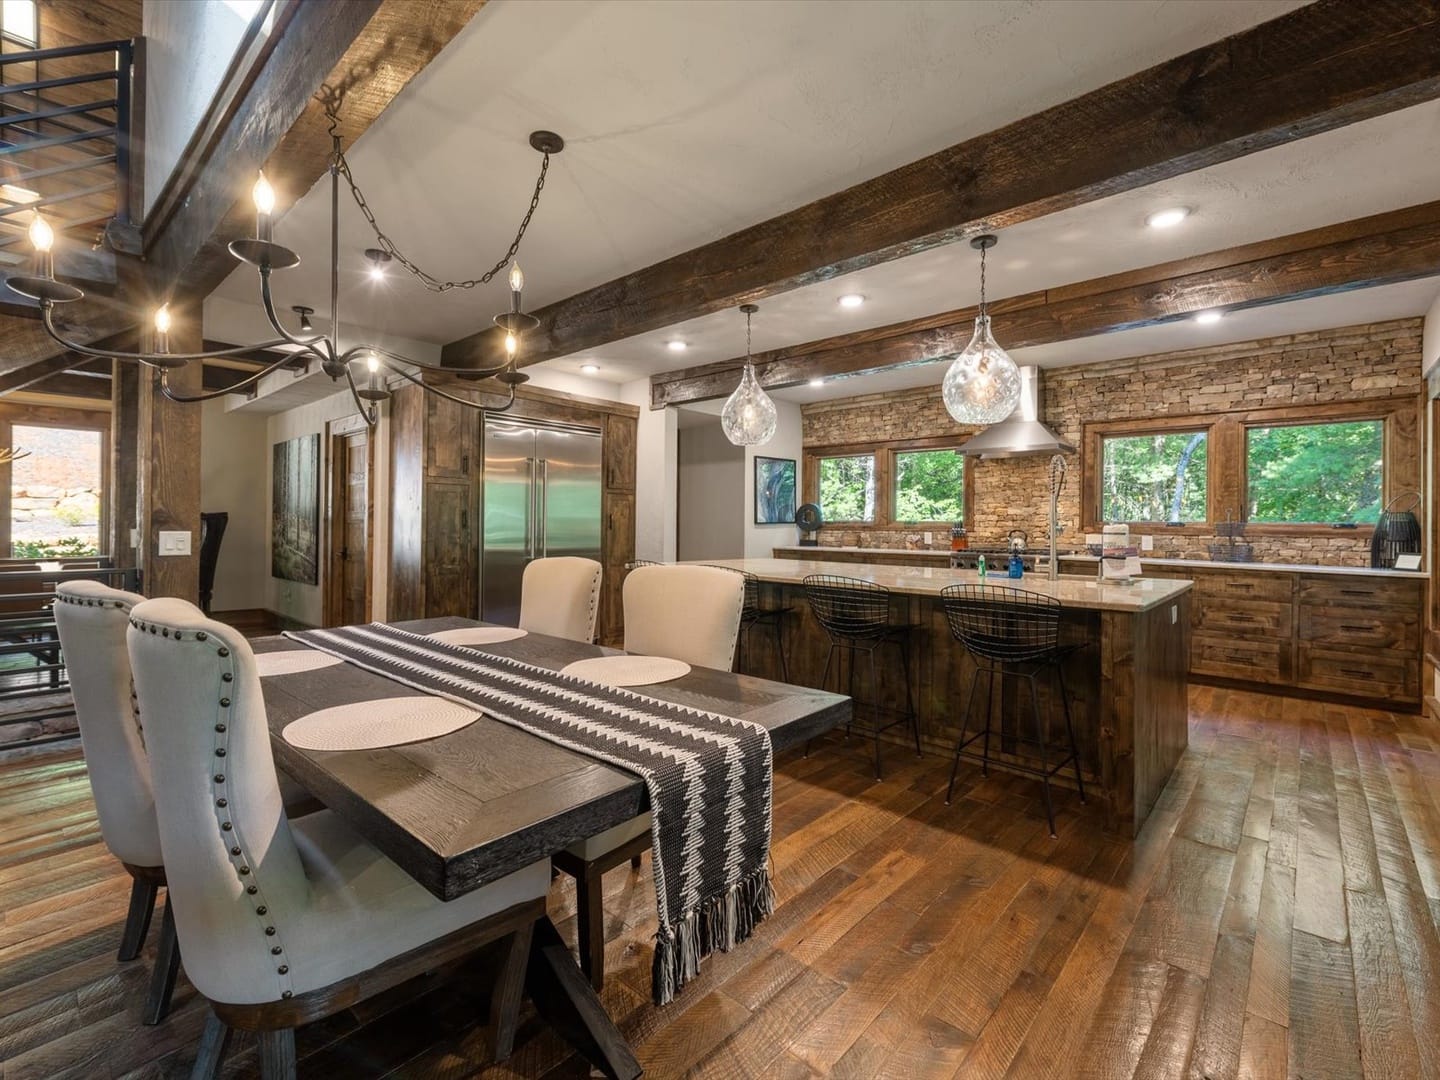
[801,318,1424,566]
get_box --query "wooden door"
[425,395,476,480]
[328,427,370,627]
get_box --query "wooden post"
[135,313,202,602]
[109,360,140,570]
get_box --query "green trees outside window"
[894,449,965,522]
[1247,420,1382,524]
[1101,432,1208,524]
[817,454,876,522]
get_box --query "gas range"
[949,546,1080,571]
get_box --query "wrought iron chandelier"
[7,91,563,427]
[942,233,1022,426]
[720,303,777,446]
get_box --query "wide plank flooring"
[2,686,1438,1078]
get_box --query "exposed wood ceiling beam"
[649,200,1440,408]
[0,0,483,385]
[443,0,1440,371]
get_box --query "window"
[817,454,875,522]
[9,425,104,557]
[1,0,36,46]
[1101,431,1207,524]
[1247,420,1382,524]
[894,449,965,523]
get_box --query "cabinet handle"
[462,454,470,475]
[1224,652,1252,662]
[461,509,468,530]
[1227,613,1255,622]
[1340,589,1371,597]
[1340,668,1369,679]
[1339,624,1370,633]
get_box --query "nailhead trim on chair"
[129,615,297,1002]
[55,590,150,749]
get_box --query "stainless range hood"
[956,365,1075,458]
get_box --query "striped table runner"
[285,623,774,1004]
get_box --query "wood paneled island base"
[698,559,1193,835]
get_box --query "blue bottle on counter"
[1008,552,1024,579]
[976,554,987,579]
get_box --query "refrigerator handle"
[525,457,537,559]
[539,459,549,557]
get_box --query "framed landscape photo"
[271,433,320,585]
[754,456,797,525]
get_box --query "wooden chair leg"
[629,854,642,870]
[189,1010,232,1080]
[144,894,182,1025]
[487,921,535,1062]
[257,1029,297,1080]
[574,865,606,990]
[118,875,158,962]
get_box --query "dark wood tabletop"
[259,617,850,902]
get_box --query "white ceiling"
[213,0,1308,346]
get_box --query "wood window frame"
[0,403,111,557]
[1081,395,1421,538]
[803,435,975,529]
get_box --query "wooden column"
[135,314,201,601]
[109,360,140,570]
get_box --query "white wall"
[744,399,803,557]
[677,421,744,560]
[1425,287,1440,376]
[199,398,268,611]
[142,1,264,215]
[623,378,677,561]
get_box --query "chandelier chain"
[979,241,987,316]
[321,92,550,293]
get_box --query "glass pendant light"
[942,234,1022,426]
[721,302,777,446]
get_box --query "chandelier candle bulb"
[252,172,275,241]
[508,262,524,309]
[28,211,53,278]
[154,304,172,354]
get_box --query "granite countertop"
[772,545,952,558]
[693,558,1192,613]
[1056,554,1428,580]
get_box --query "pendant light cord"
[320,88,550,293]
[978,240,988,317]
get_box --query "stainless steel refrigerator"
[480,417,603,626]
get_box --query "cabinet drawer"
[1299,604,1421,651]
[1297,574,1418,610]
[1297,646,1417,702]
[1191,634,1286,684]
[1193,572,1293,603]
[1194,598,1291,639]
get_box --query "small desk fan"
[795,502,822,546]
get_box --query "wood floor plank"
[1287,929,1363,1080]
[1346,885,1423,1080]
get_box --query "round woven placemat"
[282,695,479,751]
[254,650,344,677]
[427,626,529,647]
[560,655,691,687]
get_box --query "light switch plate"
[1141,535,1154,551]
[157,530,191,556]
[1171,605,1178,624]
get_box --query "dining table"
[255,616,851,1080]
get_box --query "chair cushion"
[565,812,652,861]
[253,809,551,1001]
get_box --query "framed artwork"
[754,456,797,525]
[271,433,320,584]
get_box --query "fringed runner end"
[652,865,776,1005]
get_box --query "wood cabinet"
[422,480,473,618]
[424,395,476,480]
[1134,563,1423,708]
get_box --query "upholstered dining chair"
[51,580,176,1022]
[127,597,552,1080]
[518,556,603,643]
[554,563,745,988]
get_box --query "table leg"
[525,916,641,1080]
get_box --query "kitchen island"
[698,558,1193,836]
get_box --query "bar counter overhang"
[697,558,1194,836]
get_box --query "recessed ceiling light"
[580,362,600,374]
[808,378,824,387]
[1193,310,1223,325]
[837,293,865,309]
[1146,207,1191,230]
[666,340,687,352]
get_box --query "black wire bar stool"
[708,566,791,680]
[802,574,921,780]
[938,584,1085,837]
